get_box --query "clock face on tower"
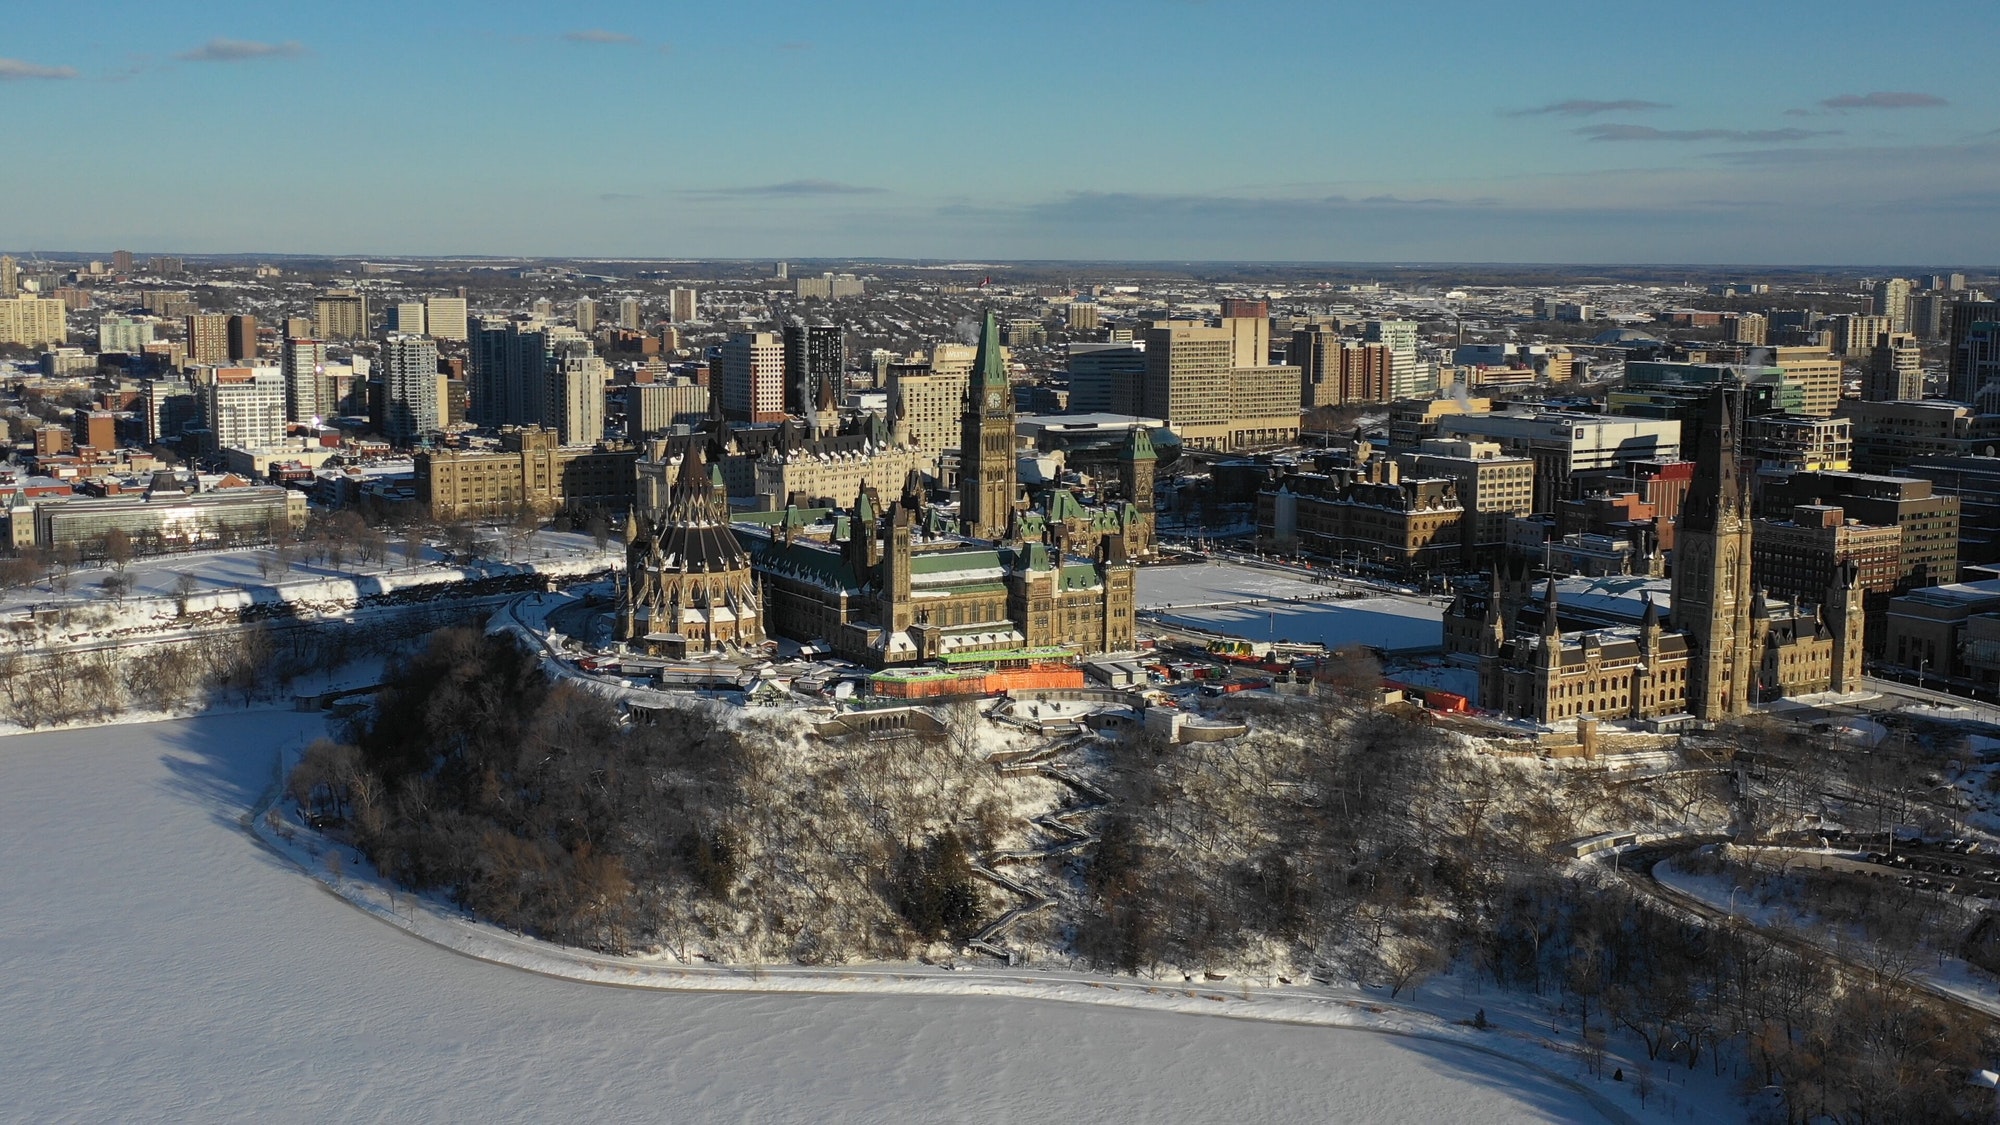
[986,391,1000,409]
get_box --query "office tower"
[1140,321,1234,444]
[959,312,1016,540]
[314,290,369,339]
[546,339,606,446]
[1874,278,1913,333]
[718,332,785,422]
[193,365,287,451]
[469,317,568,428]
[1865,332,1923,401]
[1908,292,1950,342]
[424,295,468,341]
[380,334,440,447]
[281,336,332,422]
[1293,326,1390,408]
[1770,347,1843,417]
[98,315,156,354]
[575,298,597,334]
[0,255,15,297]
[783,323,843,416]
[669,288,698,323]
[1833,313,1891,357]
[1365,320,1426,398]
[185,313,230,365]
[111,249,134,274]
[390,302,427,335]
[226,314,258,361]
[0,295,69,347]
[1064,342,1146,414]
[628,379,710,437]
[1947,301,2000,411]
[618,297,642,331]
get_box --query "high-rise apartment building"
[0,295,67,347]
[185,313,231,365]
[0,255,16,297]
[782,323,843,416]
[469,318,578,429]
[193,365,287,451]
[380,334,441,447]
[1065,302,1099,331]
[1834,313,1892,358]
[1865,332,1923,402]
[546,338,606,446]
[227,314,259,361]
[669,288,698,323]
[1724,312,1769,346]
[719,332,785,423]
[424,296,468,342]
[1947,301,2000,412]
[1874,277,1914,334]
[142,378,197,444]
[390,302,427,335]
[618,297,642,331]
[98,315,156,354]
[281,337,332,422]
[314,290,369,340]
[1293,326,1390,408]
[575,298,597,334]
[111,249,134,274]
[1365,320,1428,398]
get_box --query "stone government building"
[619,312,1141,666]
[1451,385,1865,727]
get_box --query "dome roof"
[1591,327,1663,346]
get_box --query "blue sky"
[3,0,1995,264]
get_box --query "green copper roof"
[974,310,1008,392]
[1124,425,1156,462]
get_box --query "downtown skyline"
[2,0,1997,264]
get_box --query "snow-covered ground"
[0,713,1642,1123]
[1139,561,1445,652]
[0,530,619,614]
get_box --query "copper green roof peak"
[974,309,1008,392]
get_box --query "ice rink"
[1139,561,1445,653]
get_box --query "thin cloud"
[0,57,77,81]
[1506,99,1670,118]
[1821,91,1947,110]
[1577,124,1834,143]
[562,29,637,45]
[684,180,886,198]
[177,38,307,62]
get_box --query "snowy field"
[0,714,1626,1123]
[0,530,618,613]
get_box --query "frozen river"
[0,713,1615,1123]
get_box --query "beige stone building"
[415,427,637,520]
[1772,346,1843,417]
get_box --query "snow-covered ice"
[0,713,1630,1123]
[1139,561,1445,652]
